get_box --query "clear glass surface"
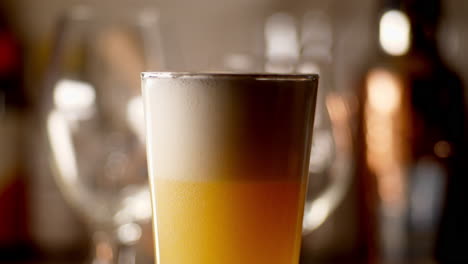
[153,10,354,236]
[41,5,161,264]
[143,73,318,264]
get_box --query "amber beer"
[142,73,318,264]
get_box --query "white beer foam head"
[143,74,318,182]
[144,77,238,181]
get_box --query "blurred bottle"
[0,6,31,260]
[355,0,467,263]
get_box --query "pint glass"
[142,72,318,264]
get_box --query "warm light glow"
[117,222,142,245]
[54,79,95,119]
[96,240,113,261]
[365,119,393,155]
[54,79,95,110]
[378,169,405,206]
[365,68,406,208]
[367,69,401,114]
[434,140,452,158]
[326,93,352,151]
[265,13,299,61]
[379,10,410,56]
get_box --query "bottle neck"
[408,21,438,54]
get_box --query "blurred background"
[1,0,468,263]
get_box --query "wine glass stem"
[117,244,137,264]
[115,222,142,264]
[91,230,138,264]
[92,231,117,264]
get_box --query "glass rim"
[141,72,319,81]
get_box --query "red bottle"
[0,6,30,260]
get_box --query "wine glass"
[41,5,162,264]
[151,7,352,236]
[222,10,353,233]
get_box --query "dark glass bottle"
[355,0,467,263]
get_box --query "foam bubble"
[143,76,317,182]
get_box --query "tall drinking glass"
[142,72,318,264]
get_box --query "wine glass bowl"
[43,5,160,263]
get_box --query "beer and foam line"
[143,74,317,264]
